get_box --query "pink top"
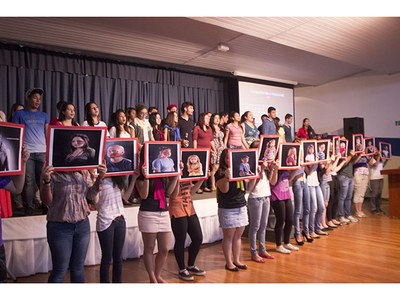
[226,123,244,148]
[193,126,213,148]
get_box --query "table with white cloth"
[3,197,222,278]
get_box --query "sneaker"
[187,266,206,276]
[339,216,350,224]
[332,219,341,226]
[178,269,194,281]
[276,245,291,254]
[347,215,359,223]
[284,243,299,251]
[355,212,366,218]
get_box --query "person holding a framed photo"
[93,168,140,283]
[169,178,206,281]
[39,162,107,283]
[246,141,275,263]
[215,149,249,271]
[135,148,179,283]
[0,145,29,282]
[368,149,387,215]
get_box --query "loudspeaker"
[343,117,364,141]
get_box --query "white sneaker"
[347,215,359,223]
[284,243,299,251]
[276,245,291,254]
[339,216,350,224]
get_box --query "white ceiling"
[0,17,399,86]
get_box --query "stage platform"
[3,196,222,278]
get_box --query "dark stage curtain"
[0,43,234,124]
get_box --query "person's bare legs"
[210,164,219,190]
[154,231,172,283]
[232,226,245,266]
[222,228,235,268]
[141,232,157,283]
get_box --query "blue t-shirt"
[0,176,11,246]
[261,118,276,135]
[13,108,49,153]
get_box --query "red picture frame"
[228,149,259,182]
[364,137,376,156]
[352,133,364,154]
[338,138,349,159]
[301,140,319,165]
[278,142,301,170]
[258,134,280,163]
[316,139,331,163]
[104,138,138,177]
[143,141,181,178]
[379,142,392,160]
[0,122,25,176]
[46,125,107,172]
[179,148,210,182]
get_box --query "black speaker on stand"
[343,117,364,147]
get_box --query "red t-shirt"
[193,126,213,148]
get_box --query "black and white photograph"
[258,134,280,162]
[278,143,301,170]
[47,126,107,171]
[317,139,330,162]
[105,138,138,177]
[180,148,210,182]
[301,140,318,165]
[228,149,259,181]
[352,134,364,154]
[364,137,376,156]
[379,142,392,160]
[0,122,24,176]
[144,141,181,178]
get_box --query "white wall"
[294,72,400,138]
[294,72,400,199]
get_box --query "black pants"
[327,176,339,221]
[270,199,293,246]
[171,214,203,270]
[0,244,7,282]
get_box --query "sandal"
[258,252,275,259]
[251,255,265,263]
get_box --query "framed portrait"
[352,134,364,154]
[258,135,280,162]
[105,138,138,177]
[316,139,331,162]
[301,140,318,165]
[228,149,259,181]
[379,142,392,160]
[180,148,210,182]
[338,138,349,159]
[332,136,341,156]
[46,126,107,171]
[278,143,301,170]
[144,141,181,178]
[0,122,24,176]
[364,137,376,156]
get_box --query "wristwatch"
[42,179,51,185]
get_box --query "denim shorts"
[218,206,249,228]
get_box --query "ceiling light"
[217,43,230,52]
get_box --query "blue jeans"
[292,180,310,235]
[308,185,324,233]
[97,216,126,283]
[248,196,270,256]
[23,152,46,210]
[47,218,90,283]
[337,175,354,218]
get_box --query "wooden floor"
[11,209,400,284]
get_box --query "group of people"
[0,88,387,283]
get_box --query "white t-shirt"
[109,126,131,138]
[307,165,320,186]
[369,160,384,180]
[249,171,271,198]
[82,120,110,137]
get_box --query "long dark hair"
[69,133,90,151]
[217,149,229,177]
[111,176,127,191]
[113,109,130,137]
[210,113,222,134]
[58,102,79,126]
[8,103,24,122]
[84,102,99,126]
